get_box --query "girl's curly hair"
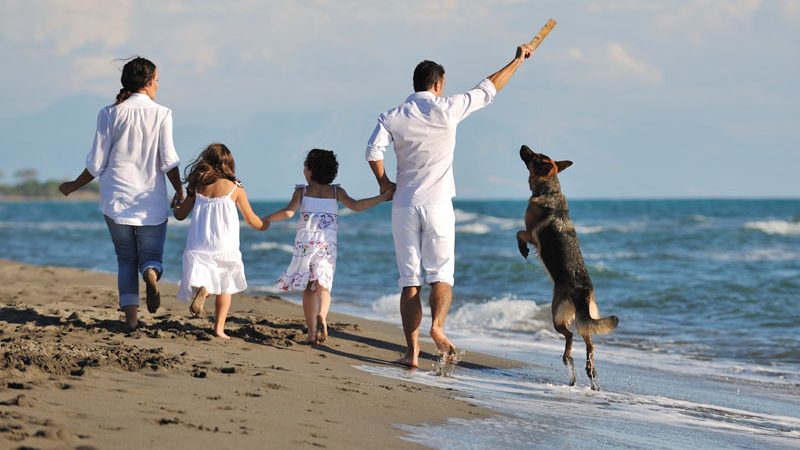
[305,148,338,184]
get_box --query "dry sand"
[0,260,514,449]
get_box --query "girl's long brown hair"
[183,143,239,195]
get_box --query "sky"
[0,0,798,200]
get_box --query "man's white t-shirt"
[365,78,496,207]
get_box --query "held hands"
[380,181,396,202]
[259,217,271,231]
[170,189,185,209]
[515,43,535,61]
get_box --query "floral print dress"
[276,185,339,291]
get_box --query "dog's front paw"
[517,241,530,259]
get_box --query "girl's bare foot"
[214,328,230,339]
[305,333,317,345]
[315,315,328,343]
[190,286,208,316]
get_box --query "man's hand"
[379,180,396,197]
[516,43,535,61]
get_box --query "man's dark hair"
[304,148,338,184]
[413,60,445,92]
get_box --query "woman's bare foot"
[143,268,161,314]
[189,286,208,316]
[122,305,138,331]
[315,315,328,343]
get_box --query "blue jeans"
[104,216,167,308]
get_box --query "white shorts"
[391,202,455,287]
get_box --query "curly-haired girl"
[266,149,394,344]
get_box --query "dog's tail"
[575,294,619,336]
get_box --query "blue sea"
[2,198,799,448]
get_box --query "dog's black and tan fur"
[516,145,619,390]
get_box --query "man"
[366,42,536,367]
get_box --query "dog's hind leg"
[554,323,576,386]
[583,334,599,390]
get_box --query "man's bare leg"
[398,286,422,367]
[429,281,455,355]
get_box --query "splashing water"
[433,347,466,377]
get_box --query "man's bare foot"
[143,268,161,314]
[189,286,209,316]
[315,315,328,343]
[430,327,455,357]
[214,329,230,339]
[394,351,419,368]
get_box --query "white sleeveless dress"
[178,183,247,300]
[276,185,339,291]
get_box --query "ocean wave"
[456,223,492,234]
[700,248,800,262]
[453,209,522,234]
[250,242,295,253]
[0,221,107,231]
[744,220,800,236]
[448,297,551,333]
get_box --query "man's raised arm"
[487,43,535,92]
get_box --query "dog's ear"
[520,145,535,166]
[556,160,573,173]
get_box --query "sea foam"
[744,220,800,236]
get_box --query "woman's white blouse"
[85,93,180,226]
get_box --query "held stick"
[529,18,557,50]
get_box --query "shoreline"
[0,259,516,449]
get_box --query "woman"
[60,57,184,330]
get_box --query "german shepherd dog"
[516,145,619,390]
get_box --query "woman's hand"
[58,181,77,196]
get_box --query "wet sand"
[0,260,514,449]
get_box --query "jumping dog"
[516,145,619,390]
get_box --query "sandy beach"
[0,260,513,449]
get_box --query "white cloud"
[655,0,763,37]
[558,43,664,86]
[605,43,664,85]
[779,0,800,23]
[1,0,133,54]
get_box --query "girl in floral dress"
[266,149,394,344]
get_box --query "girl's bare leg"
[316,287,331,343]
[302,282,318,343]
[213,294,231,339]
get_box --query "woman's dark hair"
[413,60,445,92]
[115,57,157,105]
[184,143,239,195]
[304,149,338,184]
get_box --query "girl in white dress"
[174,143,268,338]
[266,149,394,344]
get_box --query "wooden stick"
[529,18,557,50]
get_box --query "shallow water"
[2,198,799,448]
